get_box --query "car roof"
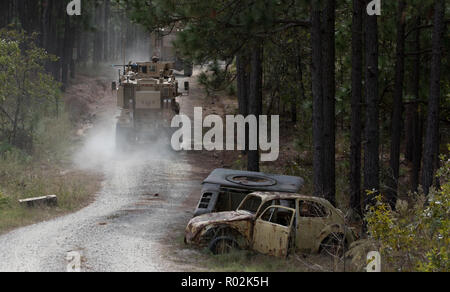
[248,191,333,206]
[202,168,304,193]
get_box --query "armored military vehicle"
[113,56,183,150]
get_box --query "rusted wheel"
[320,233,345,258]
[209,236,239,255]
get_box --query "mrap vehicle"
[113,57,185,150]
[193,168,304,217]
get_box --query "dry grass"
[200,249,347,272]
[0,113,102,235]
[166,230,348,272]
[0,156,102,234]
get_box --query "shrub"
[0,28,61,153]
[365,150,450,272]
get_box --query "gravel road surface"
[0,106,201,272]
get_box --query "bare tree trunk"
[61,14,71,88]
[407,17,423,191]
[93,2,104,64]
[290,93,297,124]
[422,0,445,195]
[387,0,406,208]
[48,0,60,81]
[0,0,10,27]
[363,0,380,208]
[237,50,250,154]
[247,42,263,172]
[350,0,363,216]
[296,46,306,105]
[103,0,110,62]
[322,0,336,206]
[311,2,324,197]
[237,52,249,117]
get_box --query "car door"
[252,206,295,257]
[296,200,330,252]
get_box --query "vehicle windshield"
[237,195,262,214]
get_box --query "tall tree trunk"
[422,0,445,195]
[363,0,380,208]
[47,0,59,80]
[322,0,336,206]
[93,2,104,64]
[290,93,297,124]
[237,52,249,118]
[350,0,363,216]
[411,17,423,192]
[296,46,306,105]
[103,0,110,62]
[292,44,306,124]
[237,50,250,154]
[41,0,50,49]
[61,14,71,88]
[55,0,65,82]
[405,108,414,162]
[387,0,406,208]
[0,0,10,27]
[247,42,263,172]
[311,2,324,197]
[70,24,77,79]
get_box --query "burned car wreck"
[185,192,356,258]
[193,168,304,217]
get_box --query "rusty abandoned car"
[193,168,304,217]
[185,191,357,258]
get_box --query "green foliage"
[0,141,12,155]
[365,150,450,272]
[0,28,61,152]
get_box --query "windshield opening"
[238,195,262,214]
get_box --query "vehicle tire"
[320,233,345,258]
[209,236,240,255]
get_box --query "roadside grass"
[169,230,344,272]
[0,113,102,234]
[182,245,344,272]
[203,249,306,272]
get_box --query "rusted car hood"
[185,210,254,242]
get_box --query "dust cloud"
[72,115,176,173]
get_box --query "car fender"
[197,223,251,248]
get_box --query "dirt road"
[0,75,207,272]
